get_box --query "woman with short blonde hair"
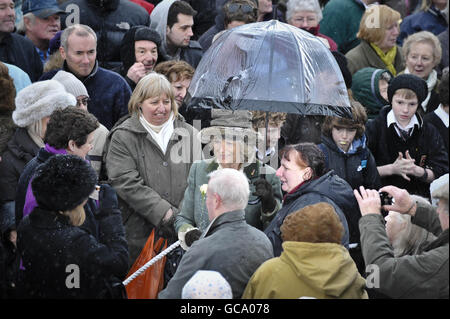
[105,72,196,264]
[345,5,404,76]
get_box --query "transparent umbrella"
[185,20,352,118]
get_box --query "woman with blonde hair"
[345,4,404,76]
[401,31,443,115]
[104,72,197,265]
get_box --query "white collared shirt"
[434,104,449,128]
[387,109,419,138]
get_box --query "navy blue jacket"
[398,5,448,45]
[40,61,131,130]
[265,171,352,257]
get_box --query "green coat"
[175,159,282,232]
[345,40,405,75]
[104,113,196,263]
[242,241,368,299]
[359,201,449,298]
[320,0,365,54]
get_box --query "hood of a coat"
[284,170,356,210]
[150,0,176,48]
[352,67,390,114]
[281,241,364,297]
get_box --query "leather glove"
[98,184,119,212]
[252,178,277,213]
[184,228,202,247]
[157,214,176,240]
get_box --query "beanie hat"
[52,71,89,98]
[32,154,98,212]
[134,26,161,47]
[387,74,428,105]
[182,270,233,299]
[13,80,76,127]
[120,26,161,73]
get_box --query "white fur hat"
[13,80,76,127]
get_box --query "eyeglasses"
[76,97,90,107]
[227,3,256,15]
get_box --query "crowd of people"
[0,0,448,300]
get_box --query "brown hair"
[279,142,327,178]
[251,110,286,130]
[281,202,344,244]
[393,88,418,100]
[0,62,16,113]
[321,100,367,139]
[154,60,195,83]
[357,5,401,44]
[223,0,257,26]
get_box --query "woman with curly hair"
[243,202,368,299]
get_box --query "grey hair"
[402,31,442,67]
[60,24,97,50]
[391,195,436,257]
[17,13,36,34]
[286,0,323,22]
[207,168,249,211]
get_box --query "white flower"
[200,184,208,197]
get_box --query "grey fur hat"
[13,80,76,127]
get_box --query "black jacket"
[17,187,129,299]
[366,106,449,198]
[0,32,43,82]
[424,111,449,155]
[15,148,99,239]
[61,0,150,70]
[318,135,381,190]
[265,171,353,257]
[0,128,39,205]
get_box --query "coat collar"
[201,209,246,239]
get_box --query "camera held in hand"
[379,191,394,206]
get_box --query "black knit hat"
[32,155,97,212]
[387,74,428,105]
[134,27,161,47]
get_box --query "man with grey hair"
[159,168,274,299]
[39,24,132,130]
[354,176,449,298]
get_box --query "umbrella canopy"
[185,20,352,118]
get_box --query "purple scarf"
[22,144,67,218]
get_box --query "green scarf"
[370,43,398,76]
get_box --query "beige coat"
[104,113,196,263]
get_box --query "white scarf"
[139,112,175,154]
[405,68,438,112]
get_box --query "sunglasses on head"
[227,3,256,15]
